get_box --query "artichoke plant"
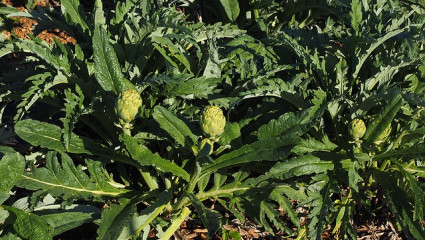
[199,105,226,141]
[115,89,142,132]
[349,119,366,140]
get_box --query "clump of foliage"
[1,0,425,239]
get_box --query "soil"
[1,0,76,44]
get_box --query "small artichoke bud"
[115,89,142,128]
[349,119,366,139]
[199,138,214,155]
[374,124,392,145]
[200,105,226,140]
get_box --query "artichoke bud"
[115,89,142,127]
[200,105,226,140]
[349,119,366,139]
[374,124,392,145]
[199,138,214,155]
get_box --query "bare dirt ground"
[1,0,76,44]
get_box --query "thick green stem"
[172,162,201,211]
[123,127,131,136]
[138,168,158,190]
[164,178,172,190]
[132,201,167,239]
[392,130,407,149]
[253,9,259,19]
[120,127,156,190]
[379,159,391,171]
[367,160,379,185]
[196,186,249,201]
[158,171,172,190]
[159,207,191,240]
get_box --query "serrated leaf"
[14,72,67,121]
[395,162,424,221]
[151,36,192,72]
[365,62,416,91]
[15,119,88,154]
[256,112,305,140]
[352,26,411,80]
[348,161,362,192]
[215,198,245,223]
[203,33,221,78]
[60,86,84,152]
[118,191,172,239]
[0,147,25,204]
[219,0,240,22]
[2,206,53,240]
[350,0,363,32]
[400,163,425,178]
[291,136,337,154]
[17,41,70,73]
[16,152,124,199]
[40,211,98,236]
[374,170,425,239]
[250,154,334,184]
[122,134,190,181]
[260,201,288,233]
[152,106,197,151]
[93,26,125,93]
[96,192,163,240]
[204,135,299,173]
[166,77,221,99]
[194,23,245,42]
[14,119,137,167]
[270,190,300,227]
[373,145,425,161]
[61,0,89,32]
[97,199,134,240]
[188,193,222,239]
[112,0,135,25]
[233,185,297,235]
[306,174,336,240]
[93,0,106,28]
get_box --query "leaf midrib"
[20,174,122,197]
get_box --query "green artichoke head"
[200,105,226,140]
[115,89,142,127]
[199,138,214,155]
[374,124,392,145]
[349,119,366,139]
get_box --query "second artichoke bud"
[349,119,366,140]
[200,105,226,141]
[115,89,142,129]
